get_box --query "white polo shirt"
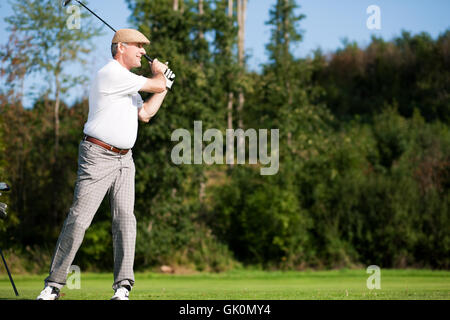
[84,59,147,149]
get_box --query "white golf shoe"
[111,286,130,300]
[36,286,60,300]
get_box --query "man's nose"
[140,47,146,55]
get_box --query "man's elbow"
[138,110,152,123]
[142,114,152,123]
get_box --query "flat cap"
[112,28,150,44]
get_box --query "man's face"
[120,42,147,69]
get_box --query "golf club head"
[62,0,73,7]
[0,182,10,192]
[0,202,7,219]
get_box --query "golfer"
[37,29,173,300]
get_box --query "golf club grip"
[143,54,153,63]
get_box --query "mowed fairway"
[0,269,449,300]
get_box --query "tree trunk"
[52,71,61,224]
[173,0,179,11]
[198,0,205,201]
[198,0,205,69]
[283,0,290,58]
[237,0,247,67]
[284,0,293,147]
[237,0,247,158]
[54,77,60,159]
[227,92,234,166]
[227,0,234,168]
[199,0,204,39]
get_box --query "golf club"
[0,202,6,220]
[62,0,153,63]
[0,182,19,296]
[0,182,9,219]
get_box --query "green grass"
[0,269,449,300]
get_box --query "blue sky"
[0,0,449,108]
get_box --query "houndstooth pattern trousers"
[45,139,136,291]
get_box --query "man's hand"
[151,58,168,75]
[150,58,175,89]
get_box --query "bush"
[209,166,311,268]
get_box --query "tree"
[213,0,244,167]
[0,30,30,105]
[264,0,306,148]
[4,0,102,159]
[226,0,236,166]
[125,0,231,269]
[313,30,450,124]
[236,0,247,152]
[3,0,102,223]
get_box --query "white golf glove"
[164,68,176,89]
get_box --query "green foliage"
[209,167,311,268]
[292,108,450,268]
[0,110,12,234]
[125,0,241,271]
[314,30,450,123]
[136,213,238,272]
[266,0,305,64]
[0,100,89,244]
[0,108,5,181]
[0,1,448,272]
[3,0,103,94]
[76,220,113,269]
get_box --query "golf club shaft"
[143,54,153,63]
[0,248,19,296]
[74,0,116,33]
[71,0,153,63]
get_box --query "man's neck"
[114,56,131,70]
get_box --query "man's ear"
[118,42,126,54]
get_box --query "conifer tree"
[125,0,228,265]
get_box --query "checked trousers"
[45,140,136,290]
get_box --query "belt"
[84,135,129,155]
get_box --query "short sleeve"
[100,62,147,96]
[133,93,143,109]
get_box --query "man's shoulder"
[97,60,131,83]
[99,59,120,74]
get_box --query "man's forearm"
[140,73,167,93]
[139,90,168,122]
